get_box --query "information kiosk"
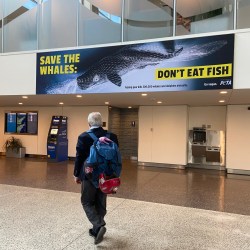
[47,116,68,162]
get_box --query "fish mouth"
[77,77,90,90]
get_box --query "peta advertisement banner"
[36,34,234,94]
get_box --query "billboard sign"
[36,34,234,94]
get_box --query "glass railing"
[78,0,122,46]
[0,0,249,53]
[237,0,250,29]
[176,0,235,36]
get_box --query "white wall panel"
[138,106,153,162]
[139,105,188,165]
[188,106,226,131]
[151,106,188,165]
[234,32,250,89]
[0,53,36,95]
[226,105,250,170]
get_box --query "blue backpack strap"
[88,129,110,140]
[106,132,110,139]
[87,130,98,141]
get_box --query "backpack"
[84,131,122,194]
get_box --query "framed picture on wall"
[4,111,38,135]
[6,113,17,133]
[17,113,27,133]
[27,112,38,134]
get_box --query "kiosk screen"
[50,128,58,135]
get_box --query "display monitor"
[27,112,38,134]
[6,113,17,133]
[17,113,27,133]
[50,128,58,135]
[5,111,38,135]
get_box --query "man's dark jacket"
[74,127,118,181]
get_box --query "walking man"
[73,112,119,244]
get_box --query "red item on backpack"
[99,173,121,194]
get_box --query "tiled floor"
[0,157,250,249]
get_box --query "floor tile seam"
[60,232,85,250]
[106,197,127,214]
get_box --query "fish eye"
[93,75,100,82]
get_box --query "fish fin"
[138,63,158,69]
[107,73,122,87]
[138,65,147,69]
[174,47,183,56]
[161,40,183,57]
[161,40,175,52]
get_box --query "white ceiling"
[1,89,250,108]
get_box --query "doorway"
[108,107,138,160]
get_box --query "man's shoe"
[89,229,96,238]
[94,226,106,245]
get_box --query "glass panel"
[4,0,27,16]
[237,0,250,29]
[38,0,77,50]
[176,0,234,36]
[0,0,3,53]
[78,0,122,46]
[123,0,173,42]
[3,0,37,52]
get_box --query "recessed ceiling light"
[220,91,228,94]
[76,95,82,98]
[157,101,162,104]
[104,102,109,105]
[141,93,147,96]
[128,106,132,109]
[22,96,28,99]
[219,100,225,103]
[59,102,64,105]
[18,102,23,105]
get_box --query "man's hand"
[74,176,81,184]
[99,136,112,144]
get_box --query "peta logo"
[220,80,232,85]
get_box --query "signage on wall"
[36,34,234,94]
[5,112,38,135]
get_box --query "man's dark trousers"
[81,179,107,233]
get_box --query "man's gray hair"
[88,112,103,127]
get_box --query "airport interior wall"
[138,106,188,165]
[0,106,109,156]
[0,31,250,171]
